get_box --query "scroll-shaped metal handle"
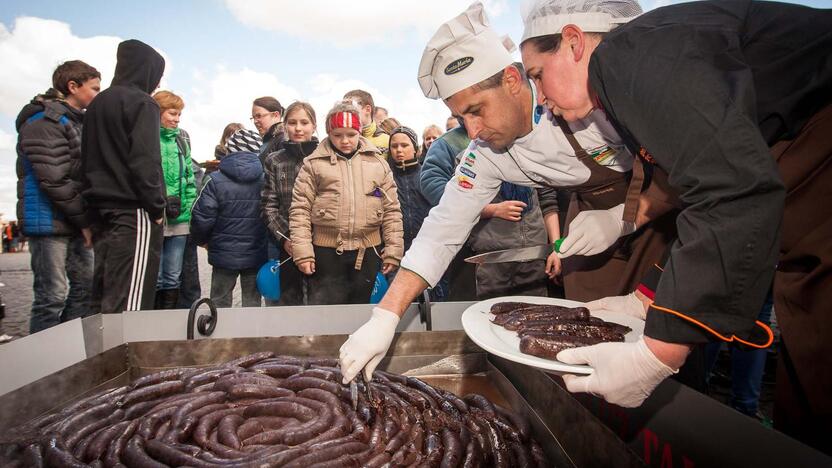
[186,297,218,340]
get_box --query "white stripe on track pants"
[90,208,163,314]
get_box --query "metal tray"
[0,331,641,467]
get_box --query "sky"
[0,0,828,221]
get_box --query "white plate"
[461,296,644,374]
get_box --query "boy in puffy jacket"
[17,60,100,332]
[190,129,267,307]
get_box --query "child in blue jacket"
[190,129,267,307]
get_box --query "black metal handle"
[186,297,217,340]
[417,290,432,331]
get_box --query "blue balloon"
[370,272,389,304]
[257,259,281,301]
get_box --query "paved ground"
[0,247,235,340]
[0,249,34,340]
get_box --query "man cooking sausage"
[339,1,677,398]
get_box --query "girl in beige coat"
[289,102,404,305]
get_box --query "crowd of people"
[15,38,561,334]
[10,0,832,454]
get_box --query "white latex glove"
[340,307,400,384]
[557,337,677,408]
[585,292,647,320]
[558,204,636,258]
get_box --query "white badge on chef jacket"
[418,1,516,100]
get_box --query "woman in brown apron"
[553,115,679,302]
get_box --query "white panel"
[0,319,86,396]
[101,313,125,351]
[429,301,475,331]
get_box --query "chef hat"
[418,1,516,100]
[521,0,642,43]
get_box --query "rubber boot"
[154,289,165,310]
[160,289,180,310]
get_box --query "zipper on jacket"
[345,157,356,246]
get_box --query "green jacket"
[160,127,197,224]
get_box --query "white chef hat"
[418,1,516,100]
[521,0,643,43]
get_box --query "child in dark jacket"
[261,101,319,306]
[190,129,267,307]
[388,126,445,302]
[388,126,431,253]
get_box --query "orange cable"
[649,304,774,349]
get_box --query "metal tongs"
[349,371,374,410]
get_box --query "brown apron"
[554,116,679,302]
[770,103,832,453]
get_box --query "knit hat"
[226,129,263,153]
[328,111,361,132]
[389,126,419,151]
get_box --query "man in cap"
[519,0,832,451]
[339,1,676,387]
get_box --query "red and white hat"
[328,111,361,132]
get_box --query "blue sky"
[0,0,828,221]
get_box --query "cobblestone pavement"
[0,250,34,340]
[0,247,237,341]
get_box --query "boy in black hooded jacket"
[81,39,167,314]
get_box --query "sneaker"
[0,334,13,343]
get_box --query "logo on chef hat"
[444,57,475,76]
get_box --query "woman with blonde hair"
[261,101,319,305]
[152,90,197,309]
[420,124,443,161]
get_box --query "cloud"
[644,0,675,10]
[0,16,175,119]
[308,73,452,138]
[179,66,302,162]
[0,16,174,221]
[224,0,508,47]
[0,17,122,117]
[0,14,455,220]
[0,129,17,222]
[181,66,452,163]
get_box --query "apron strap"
[555,115,641,224]
[622,158,644,225]
[554,115,592,161]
